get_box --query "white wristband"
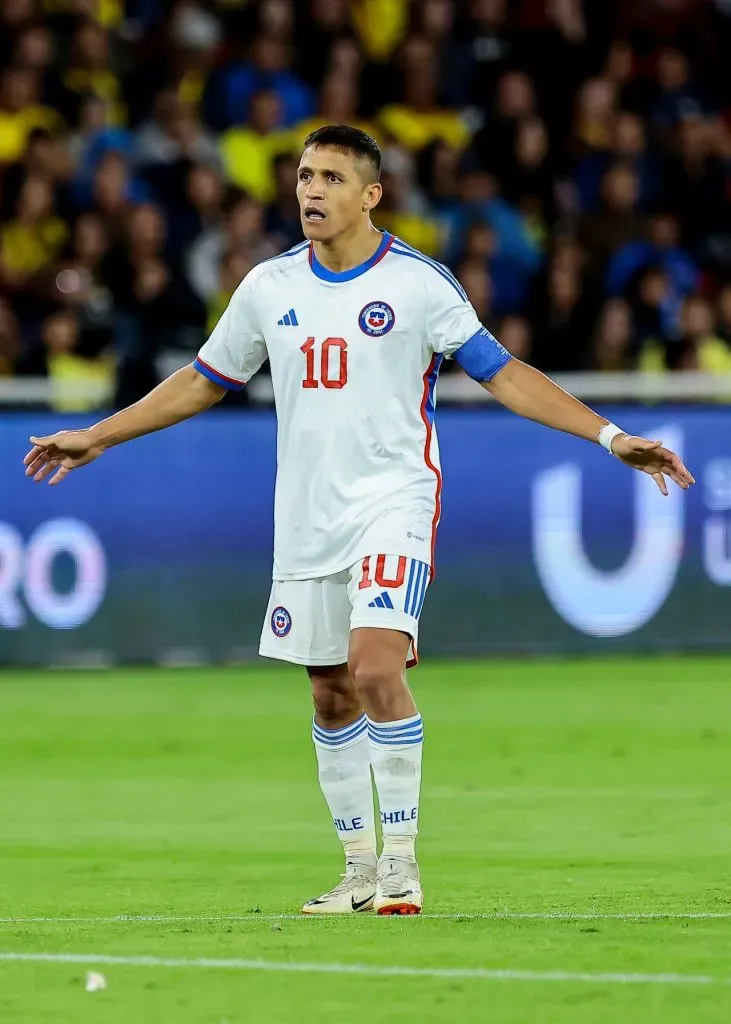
[597,423,626,455]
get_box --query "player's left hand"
[611,434,695,495]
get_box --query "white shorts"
[259,554,431,669]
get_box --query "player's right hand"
[23,430,105,486]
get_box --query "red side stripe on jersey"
[194,357,245,389]
[371,232,395,267]
[419,354,442,579]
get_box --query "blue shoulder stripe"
[390,244,468,302]
[264,241,309,264]
[392,239,467,294]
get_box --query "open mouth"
[304,207,326,222]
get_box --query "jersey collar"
[308,231,394,283]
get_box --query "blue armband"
[452,327,512,382]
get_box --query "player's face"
[297,146,379,242]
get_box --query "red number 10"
[301,337,348,389]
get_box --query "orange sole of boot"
[377,903,421,916]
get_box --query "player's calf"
[308,665,378,889]
[348,628,424,911]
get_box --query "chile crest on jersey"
[358,301,396,337]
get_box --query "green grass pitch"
[1,656,730,1023]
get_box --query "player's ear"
[362,182,382,213]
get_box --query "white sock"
[312,713,377,872]
[367,713,423,861]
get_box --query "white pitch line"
[0,912,730,925]
[0,951,722,987]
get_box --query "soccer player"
[24,125,694,916]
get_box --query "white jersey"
[194,232,511,581]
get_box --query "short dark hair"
[302,124,381,181]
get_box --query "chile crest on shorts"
[271,606,292,637]
[359,301,396,337]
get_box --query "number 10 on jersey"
[301,337,348,389]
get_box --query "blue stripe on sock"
[368,725,423,742]
[368,718,423,734]
[313,714,367,747]
[367,715,423,747]
[369,733,423,747]
[313,727,367,748]
[313,718,367,743]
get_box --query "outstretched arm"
[24,364,225,486]
[483,359,695,495]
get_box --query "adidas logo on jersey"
[368,592,394,610]
[277,309,299,326]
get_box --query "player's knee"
[348,658,403,719]
[308,665,360,726]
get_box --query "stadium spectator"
[52,211,115,356]
[630,265,680,355]
[606,213,699,300]
[293,72,379,152]
[0,66,62,165]
[203,33,314,132]
[717,284,731,347]
[472,69,538,175]
[264,152,303,248]
[63,20,125,126]
[531,261,599,372]
[379,36,471,152]
[672,295,731,373]
[293,0,357,88]
[219,89,293,202]
[135,91,220,169]
[18,306,115,411]
[455,257,493,325]
[1,0,730,406]
[578,162,643,276]
[499,313,533,361]
[374,165,442,257]
[0,174,66,295]
[457,0,514,106]
[574,111,660,212]
[206,247,252,335]
[186,189,275,303]
[649,47,711,135]
[572,77,617,158]
[0,298,20,375]
[589,297,635,371]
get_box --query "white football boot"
[302,862,376,915]
[374,856,423,915]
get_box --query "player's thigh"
[259,572,351,666]
[347,554,431,671]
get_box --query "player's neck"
[311,222,383,274]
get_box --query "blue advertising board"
[0,407,729,664]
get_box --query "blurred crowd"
[1,0,731,409]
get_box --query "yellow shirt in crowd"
[48,353,116,413]
[0,218,68,277]
[0,106,63,164]
[378,105,471,152]
[352,0,410,60]
[639,336,731,374]
[219,128,294,203]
